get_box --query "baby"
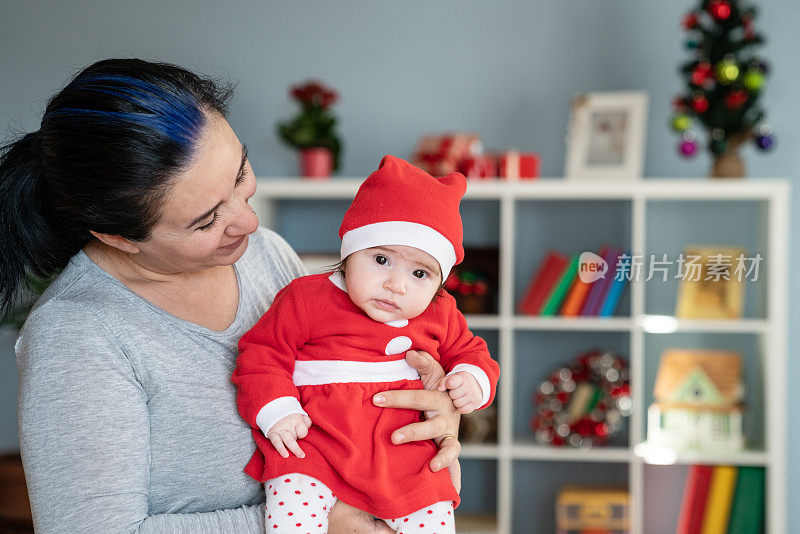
[233,155,499,533]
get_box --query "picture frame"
[674,245,747,319]
[564,91,649,181]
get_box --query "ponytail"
[0,132,77,318]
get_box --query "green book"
[726,466,765,534]
[540,254,580,316]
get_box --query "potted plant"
[277,80,342,178]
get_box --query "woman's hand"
[372,350,462,492]
[328,500,394,534]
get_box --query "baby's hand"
[437,371,483,414]
[265,413,312,459]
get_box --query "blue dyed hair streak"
[0,58,235,317]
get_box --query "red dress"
[233,273,499,519]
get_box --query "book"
[598,250,630,317]
[581,246,620,316]
[517,251,569,315]
[700,465,737,534]
[676,464,713,534]
[726,466,765,534]
[562,245,608,316]
[540,254,580,316]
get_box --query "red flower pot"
[300,148,333,179]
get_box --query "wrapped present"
[460,155,497,179]
[411,133,482,176]
[497,150,540,180]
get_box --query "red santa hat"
[339,155,466,278]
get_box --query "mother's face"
[133,111,259,274]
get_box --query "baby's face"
[344,245,442,323]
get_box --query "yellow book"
[700,465,738,534]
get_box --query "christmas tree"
[672,0,774,177]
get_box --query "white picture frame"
[564,91,649,181]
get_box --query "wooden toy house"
[647,349,744,451]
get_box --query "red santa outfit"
[233,155,500,530]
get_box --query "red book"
[517,251,569,315]
[676,464,713,534]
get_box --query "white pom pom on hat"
[339,155,467,278]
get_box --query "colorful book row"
[518,245,629,317]
[677,465,764,534]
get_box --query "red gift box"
[411,133,482,176]
[460,155,497,179]
[497,150,540,180]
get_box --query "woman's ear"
[89,230,141,254]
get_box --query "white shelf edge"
[254,177,789,201]
[633,443,771,467]
[465,314,771,334]
[635,314,770,334]
[510,444,631,463]
[512,316,634,331]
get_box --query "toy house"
[647,349,744,451]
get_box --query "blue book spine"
[599,252,630,317]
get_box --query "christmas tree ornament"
[671,0,774,177]
[743,69,764,91]
[724,89,748,109]
[672,95,689,112]
[679,139,699,158]
[690,61,714,86]
[671,114,693,132]
[682,11,699,30]
[755,133,774,151]
[755,125,775,151]
[716,57,740,85]
[692,93,710,113]
[709,0,732,20]
[710,138,728,156]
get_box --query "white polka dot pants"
[384,500,455,533]
[265,473,336,533]
[264,473,455,533]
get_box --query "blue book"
[599,251,630,317]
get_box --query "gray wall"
[2,0,798,526]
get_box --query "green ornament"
[685,40,700,50]
[744,70,765,91]
[710,138,728,155]
[672,114,693,132]
[716,59,740,85]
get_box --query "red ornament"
[692,94,710,113]
[681,12,699,30]
[709,0,732,21]
[690,62,714,86]
[672,95,689,112]
[725,89,749,109]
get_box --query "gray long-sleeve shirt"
[16,227,306,533]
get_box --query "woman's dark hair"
[0,58,235,317]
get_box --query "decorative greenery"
[1,273,57,330]
[672,0,775,159]
[277,80,343,171]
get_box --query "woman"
[0,58,462,533]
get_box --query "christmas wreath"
[531,349,631,448]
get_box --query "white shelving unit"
[253,178,789,534]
